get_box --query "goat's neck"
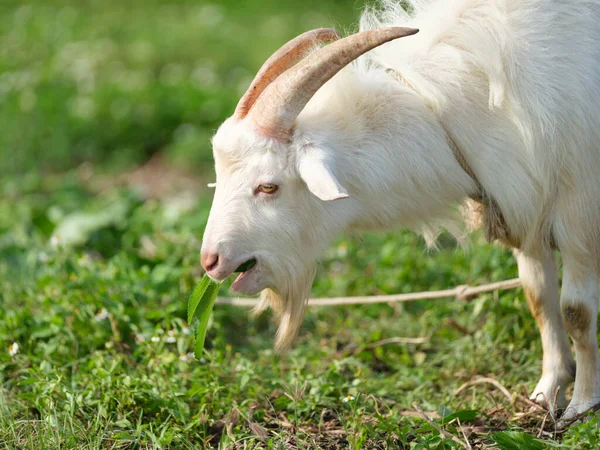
[296,68,477,238]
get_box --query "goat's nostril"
[201,252,219,273]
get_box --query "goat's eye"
[257,184,279,194]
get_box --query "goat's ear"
[297,147,349,201]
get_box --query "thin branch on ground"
[555,401,600,432]
[400,410,440,418]
[454,377,513,404]
[216,278,522,307]
[365,336,430,347]
[550,386,560,423]
[445,318,476,335]
[537,411,550,438]
[516,394,547,412]
[456,418,473,450]
[352,336,431,355]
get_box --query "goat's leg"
[558,256,600,424]
[514,248,575,411]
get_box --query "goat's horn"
[234,28,341,119]
[247,27,419,141]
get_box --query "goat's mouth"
[231,258,259,293]
[235,258,257,273]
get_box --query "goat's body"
[364,0,600,420]
[207,0,600,422]
[363,0,600,262]
[296,0,600,422]
[327,0,600,259]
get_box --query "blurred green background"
[0,0,365,175]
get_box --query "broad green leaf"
[187,275,211,325]
[438,409,479,425]
[189,276,222,359]
[491,431,546,450]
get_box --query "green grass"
[2,171,600,449]
[1,1,600,448]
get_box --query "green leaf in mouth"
[187,275,223,359]
[188,258,257,359]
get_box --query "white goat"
[201,0,600,423]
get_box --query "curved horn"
[234,28,341,119]
[247,27,419,141]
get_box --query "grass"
[1,0,600,449]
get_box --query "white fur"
[559,261,600,424]
[204,0,600,419]
[514,248,574,412]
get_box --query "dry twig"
[216,278,521,307]
[364,336,430,347]
[454,377,513,404]
[537,411,550,438]
[516,393,547,412]
[351,336,430,356]
[555,401,600,431]
[456,418,473,450]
